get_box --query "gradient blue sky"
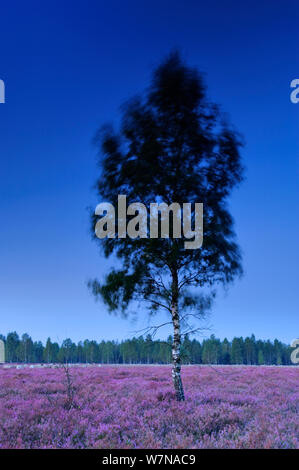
[0,0,298,345]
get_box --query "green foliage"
[258,349,265,365]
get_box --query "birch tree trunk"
[171,267,185,401]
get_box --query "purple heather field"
[0,365,298,449]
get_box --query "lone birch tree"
[89,52,243,401]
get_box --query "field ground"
[0,366,298,448]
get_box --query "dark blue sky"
[0,0,298,344]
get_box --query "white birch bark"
[171,267,185,401]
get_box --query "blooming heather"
[0,366,298,449]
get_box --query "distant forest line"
[0,332,295,365]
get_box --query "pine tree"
[258,349,265,365]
